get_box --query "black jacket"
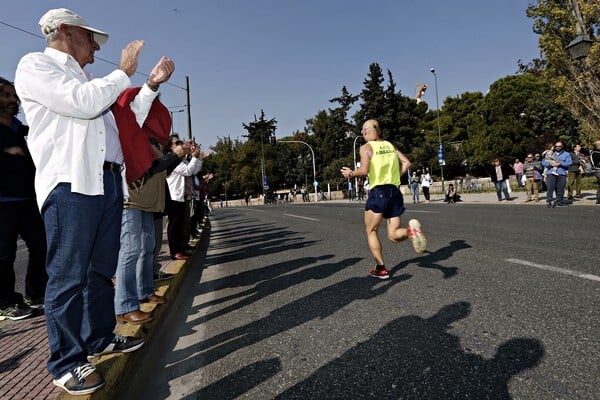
[0,120,36,199]
[488,164,513,183]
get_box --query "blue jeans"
[41,171,122,378]
[546,174,566,204]
[411,183,419,202]
[115,208,155,314]
[494,180,510,200]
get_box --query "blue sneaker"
[53,363,105,395]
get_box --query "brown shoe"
[116,310,153,325]
[141,294,167,305]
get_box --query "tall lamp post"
[169,108,185,134]
[430,68,444,192]
[565,0,593,60]
[279,140,318,201]
[353,135,362,200]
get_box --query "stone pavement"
[1,189,597,399]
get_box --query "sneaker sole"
[369,274,390,280]
[87,339,144,360]
[52,379,106,395]
[0,312,34,321]
[408,219,427,253]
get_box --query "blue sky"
[0,1,540,149]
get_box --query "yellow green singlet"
[368,140,400,187]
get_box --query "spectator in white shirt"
[165,135,207,260]
[14,7,173,396]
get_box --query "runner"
[341,119,426,280]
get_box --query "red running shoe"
[369,267,390,280]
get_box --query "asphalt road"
[80,202,600,398]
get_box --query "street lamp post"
[279,140,317,201]
[169,108,184,134]
[353,135,362,200]
[565,0,593,60]
[430,68,444,192]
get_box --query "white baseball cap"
[39,8,109,46]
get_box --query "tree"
[466,73,579,171]
[527,0,600,145]
[353,63,386,131]
[242,110,277,144]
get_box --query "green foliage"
[466,73,579,170]
[526,0,600,145]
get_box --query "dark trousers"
[166,199,186,255]
[0,199,47,307]
[422,186,430,201]
[190,198,205,234]
[546,174,566,204]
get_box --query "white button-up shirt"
[167,157,203,202]
[15,47,156,209]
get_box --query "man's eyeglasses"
[173,140,183,146]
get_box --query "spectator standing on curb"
[541,141,572,208]
[340,119,426,280]
[111,58,180,326]
[166,135,206,260]
[0,78,47,320]
[488,158,513,201]
[566,144,583,200]
[191,171,213,236]
[15,8,155,395]
[522,153,542,202]
[513,158,524,188]
[590,140,600,204]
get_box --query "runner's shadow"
[391,240,472,279]
[277,301,544,399]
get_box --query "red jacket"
[112,87,171,183]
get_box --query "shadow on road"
[276,301,544,399]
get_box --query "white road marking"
[283,213,320,221]
[505,258,600,282]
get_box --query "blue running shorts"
[365,185,405,218]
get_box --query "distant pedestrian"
[340,119,426,280]
[409,171,420,204]
[589,140,600,204]
[566,144,583,200]
[0,78,47,321]
[488,158,512,201]
[444,183,460,204]
[541,141,572,208]
[522,153,542,202]
[420,168,432,202]
[512,158,524,188]
[15,8,157,395]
